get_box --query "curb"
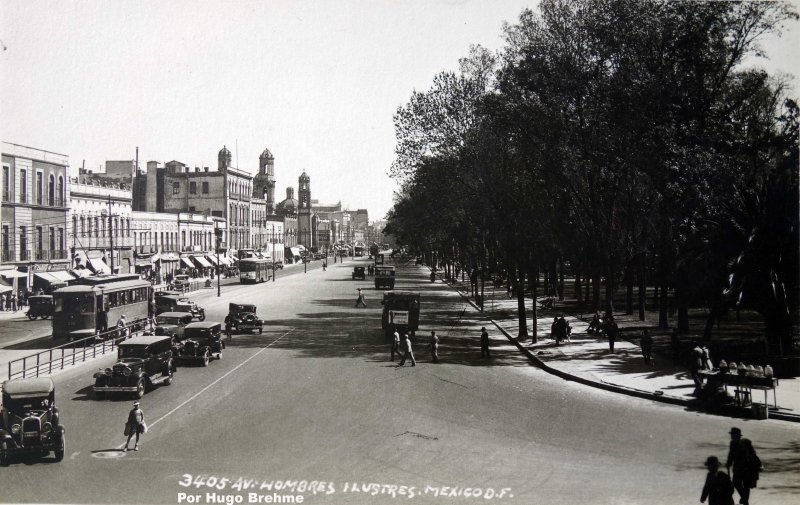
[436,276,800,423]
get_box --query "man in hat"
[116,314,128,339]
[390,328,400,362]
[700,455,734,505]
[726,427,761,505]
[430,331,439,363]
[399,333,416,367]
[124,401,145,451]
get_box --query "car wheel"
[43,315,50,320]
[27,313,37,320]
[0,440,9,466]
[202,351,210,367]
[135,379,145,398]
[54,433,65,462]
[216,349,223,360]
[198,313,206,322]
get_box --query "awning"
[205,255,219,265]
[151,252,161,262]
[0,279,13,294]
[180,257,195,269]
[33,272,61,284]
[219,257,232,266]
[47,270,75,283]
[135,259,153,268]
[289,247,301,257]
[88,258,110,275]
[0,269,28,280]
[193,256,212,268]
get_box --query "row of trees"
[384,0,799,354]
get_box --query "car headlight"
[104,367,113,376]
[42,422,53,435]
[122,367,132,377]
[11,424,21,435]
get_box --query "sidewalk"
[439,271,800,423]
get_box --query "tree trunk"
[558,256,565,301]
[529,262,539,343]
[575,266,583,304]
[638,254,646,321]
[605,259,615,315]
[592,268,601,312]
[515,264,529,340]
[658,258,669,329]
[625,262,634,315]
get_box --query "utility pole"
[108,194,114,274]
[215,226,221,297]
[271,224,275,282]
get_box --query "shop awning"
[160,252,179,262]
[47,270,76,283]
[205,255,219,265]
[0,269,28,280]
[88,258,110,275]
[219,257,232,266]
[135,259,153,268]
[181,257,195,269]
[289,247,301,257]
[193,256,212,268]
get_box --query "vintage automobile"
[153,311,193,340]
[173,274,191,290]
[155,295,205,321]
[352,266,366,280]
[274,261,284,270]
[92,335,175,399]
[173,321,224,366]
[27,295,54,320]
[0,378,65,465]
[381,291,421,338]
[375,266,396,290]
[227,303,264,334]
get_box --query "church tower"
[218,145,232,172]
[254,147,276,212]
[297,171,313,248]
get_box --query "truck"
[374,266,395,289]
[381,291,420,338]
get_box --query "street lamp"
[271,224,276,282]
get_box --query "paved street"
[1,258,798,505]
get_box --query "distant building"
[253,147,276,214]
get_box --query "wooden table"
[701,371,779,408]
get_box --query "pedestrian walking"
[11,292,17,312]
[726,427,762,505]
[690,342,705,392]
[355,288,367,308]
[700,456,735,505]
[480,326,491,358]
[323,261,327,271]
[640,329,653,365]
[430,331,439,363]
[0,293,5,311]
[148,297,156,320]
[399,333,416,366]
[123,401,146,451]
[5,293,10,310]
[97,307,109,337]
[390,329,400,361]
[224,314,233,342]
[604,316,618,353]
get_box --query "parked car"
[27,295,54,320]
[274,261,284,270]
[352,266,366,280]
[92,335,175,399]
[227,303,264,334]
[375,266,396,290]
[0,378,65,465]
[173,274,191,290]
[173,321,224,366]
[153,311,193,340]
[155,295,205,321]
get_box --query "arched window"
[80,216,86,237]
[72,216,77,239]
[58,176,64,206]
[48,174,55,206]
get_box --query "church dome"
[276,197,298,216]
[219,145,231,156]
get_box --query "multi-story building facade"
[1,142,71,288]
[253,148,276,214]
[132,146,253,251]
[69,175,134,274]
[250,198,268,250]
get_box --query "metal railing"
[6,318,150,381]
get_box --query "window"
[190,181,197,194]
[72,216,77,240]
[36,172,43,204]
[202,182,209,194]
[173,182,180,194]
[59,228,64,253]
[2,225,10,261]
[2,166,9,201]
[58,176,64,206]
[48,174,55,206]
[20,226,27,258]
[49,227,55,254]
[20,170,27,203]
[36,226,43,257]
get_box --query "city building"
[253,147,276,214]
[296,171,318,250]
[1,142,71,290]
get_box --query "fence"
[6,318,150,381]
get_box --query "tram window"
[108,293,117,307]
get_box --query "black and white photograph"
[0,1,799,504]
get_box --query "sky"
[1,0,798,222]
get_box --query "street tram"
[52,275,152,341]
[239,258,270,284]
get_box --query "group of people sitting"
[550,315,572,345]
